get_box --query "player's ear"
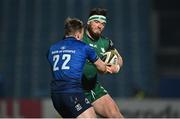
[77,33,81,39]
[74,32,80,40]
[76,30,84,40]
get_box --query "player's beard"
[87,26,102,40]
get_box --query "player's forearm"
[94,58,107,73]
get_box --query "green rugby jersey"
[82,32,114,90]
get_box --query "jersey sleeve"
[85,45,99,63]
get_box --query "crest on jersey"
[85,98,90,104]
[100,48,105,55]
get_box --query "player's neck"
[65,35,81,41]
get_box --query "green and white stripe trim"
[88,15,107,24]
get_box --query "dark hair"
[89,8,107,17]
[64,17,84,36]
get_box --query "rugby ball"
[101,49,118,65]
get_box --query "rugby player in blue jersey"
[47,17,113,118]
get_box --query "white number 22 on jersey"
[53,54,71,71]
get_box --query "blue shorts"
[51,92,92,118]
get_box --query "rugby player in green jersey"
[82,8,124,118]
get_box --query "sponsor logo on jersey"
[89,43,97,48]
[75,103,82,111]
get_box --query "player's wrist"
[104,65,108,73]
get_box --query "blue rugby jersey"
[47,37,99,93]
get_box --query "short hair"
[64,17,84,36]
[89,8,107,17]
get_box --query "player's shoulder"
[101,35,110,41]
[74,39,87,46]
[101,35,114,44]
[71,39,91,51]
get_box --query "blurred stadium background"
[0,0,180,117]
